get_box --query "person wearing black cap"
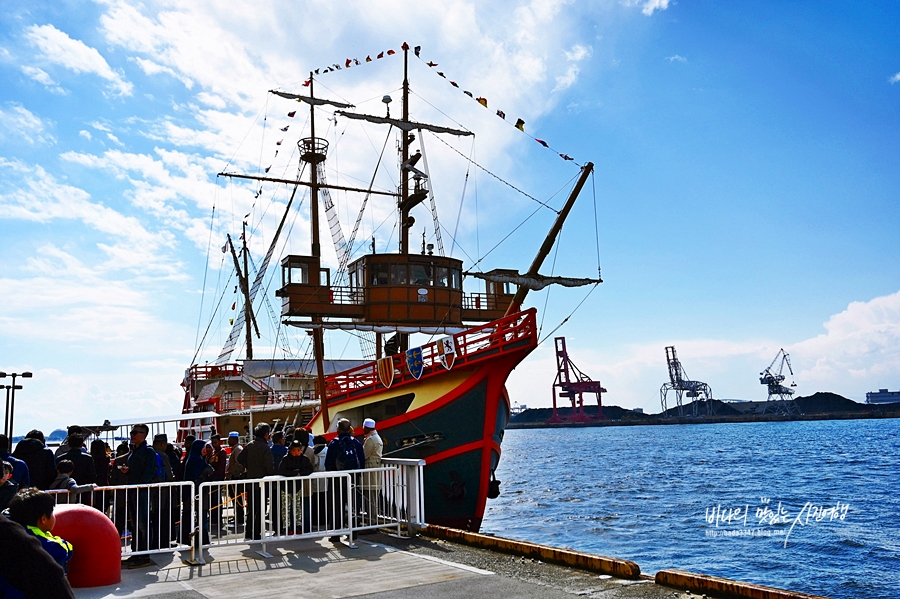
[120,423,157,568]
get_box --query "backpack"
[334,435,361,471]
[150,452,167,483]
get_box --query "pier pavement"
[74,533,683,599]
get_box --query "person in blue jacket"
[6,487,74,572]
[0,434,30,488]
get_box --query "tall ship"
[180,44,599,531]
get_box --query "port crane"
[547,337,606,423]
[760,348,799,415]
[660,346,714,417]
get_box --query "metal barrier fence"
[48,482,196,558]
[45,459,424,561]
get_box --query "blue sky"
[1,0,899,435]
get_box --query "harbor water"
[482,419,899,599]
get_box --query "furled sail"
[469,269,602,290]
[335,111,473,136]
[269,90,355,109]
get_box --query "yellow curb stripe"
[422,524,641,579]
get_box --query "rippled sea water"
[481,419,899,599]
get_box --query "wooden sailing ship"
[181,45,598,531]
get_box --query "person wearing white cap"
[360,418,383,527]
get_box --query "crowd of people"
[0,416,386,578]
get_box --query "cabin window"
[287,263,309,285]
[371,263,389,286]
[450,268,461,289]
[390,264,408,285]
[435,266,449,287]
[410,263,432,286]
[349,269,357,290]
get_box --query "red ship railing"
[324,308,537,403]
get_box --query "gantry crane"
[660,346,714,417]
[760,348,799,415]
[547,337,607,423]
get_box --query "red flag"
[287,111,296,117]
[377,51,384,59]
[536,139,549,148]
[302,79,311,87]
[401,42,409,51]
[231,302,236,310]
[426,61,438,67]
[345,58,352,68]
[276,140,283,145]
[449,81,459,88]
[387,49,396,55]
[476,97,487,107]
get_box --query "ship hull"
[185,309,537,532]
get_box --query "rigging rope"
[431,133,557,212]
[418,131,445,256]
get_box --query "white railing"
[47,482,196,558]
[44,460,425,562]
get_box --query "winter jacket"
[57,449,96,485]
[12,438,56,490]
[244,438,275,479]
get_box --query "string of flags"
[406,43,577,163]
[252,42,577,201]
[298,42,577,163]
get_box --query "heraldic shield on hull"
[437,336,457,370]
[377,356,395,388]
[406,347,424,380]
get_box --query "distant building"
[865,389,900,404]
[632,408,643,414]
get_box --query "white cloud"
[554,44,592,92]
[641,0,671,16]
[79,129,92,140]
[622,0,671,16]
[24,24,133,96]
[0,104,55,144]
[106,132,124,146]
[0,158,179,276]
[131,56,193,89]
[21,65,67,94]
[890,72,900,84]
[666,54,687,62]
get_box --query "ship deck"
[73,532,689,599]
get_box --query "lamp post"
[1,371,32,439]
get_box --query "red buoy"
[53,503,122,588]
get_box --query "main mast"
[305,72,329,430]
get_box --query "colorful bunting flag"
[450,81,459,88]
[437,71,446,78]
[387,49,396,55]
[401,42,409,51]
[287,111,296,117]
[231,301,236,310]
[497,110,506,119]
[365,55,372,62]
[280,126,289,132]
[515,118,525,132]
[536,139,549,148]
[414,45,421,57]
[377,51,384,59]
[345,58,352,68]
[426,61,438,67]
[276,139,283,145]
[463,90,473,98]
[302,79,311,87]
[265,165,271,173]
[476,97,487,107]
[560,154,574,161]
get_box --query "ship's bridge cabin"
[276,253,516,325]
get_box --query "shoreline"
[507,409,900,429]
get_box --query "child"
[7,487,74,572]
[0,460,19,512]
[49,459,97,503]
